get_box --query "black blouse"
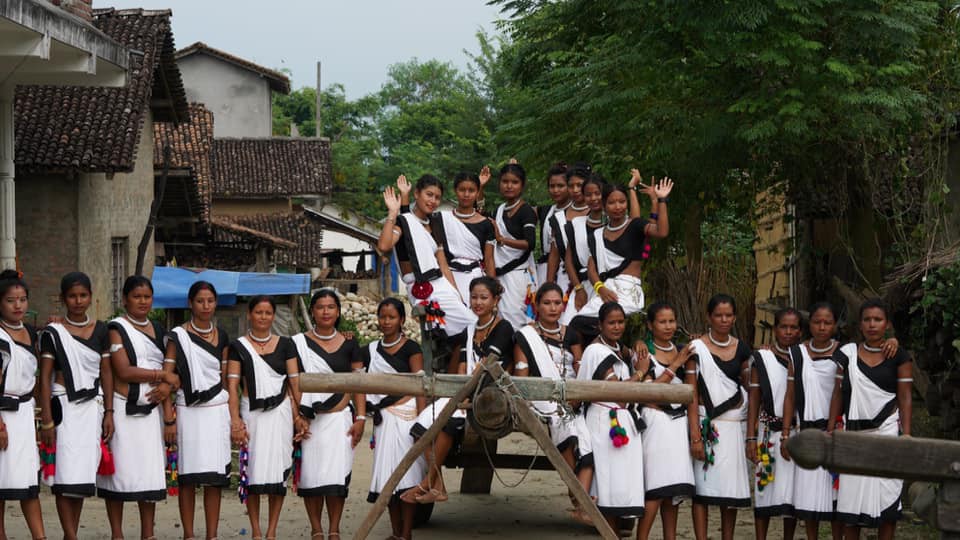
[456,319,515,369]
[691,340,752,418]
[514,330,564,378]
[603,218,648,261]
[360,340,422,375]
[169,327,230,406]
[228,336,298,376]
[40,322,110,369]
[834,346,911,429]
[302,336,360,374]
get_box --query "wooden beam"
[299,373,692,405]
[787,430,960,482]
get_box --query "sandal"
[399,482,429,504]
[327,534,340,539]
[311,532,324,539]
[415,487,448,504]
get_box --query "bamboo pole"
[300,372,692,405]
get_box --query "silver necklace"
[599,336,621,352]
[189,319,214,334]
[476,314,496,331]
[411,203,430,225]
[381,335,403,348]
[0,319,24,331]
[125,314,150,327]
[863,342,884,353]
[248,331,272,343]
[453,208,476,219]
[64,315,92,328]
[571,203,588,212]
[556,202,572,213]
[587,215,603,226]
[312,328,337,341]
[503,200,521,212]
[653,340,676,352]
[707,329,732,347]
[606,217,629,232]
[537,322,561,336]
[808,339,835,354]
[774,343,790,355]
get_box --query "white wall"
[177,53,273,138]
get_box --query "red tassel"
[98,440,116,475]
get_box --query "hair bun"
[0,269,21,281]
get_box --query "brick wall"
[49,0,93,22]
[14,173,80,323]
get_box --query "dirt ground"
[1,429,939,539]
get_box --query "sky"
[106,0,504,98]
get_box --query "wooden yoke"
[787,430,960,537]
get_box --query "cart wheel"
[413,502,434,528]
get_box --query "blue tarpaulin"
[151,266,311,309]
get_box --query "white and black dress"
[293,334,359,498]
[574,219,647,322]
[515,325,589,457]
[640,352,695,501]
[536,203,571,293]
[791,343,837,521]
[395,213,477,336]
[689,339,751,508]
[364,340,426,503]
[229,337,297,495]
[752,349,796,517]
[559,215,601,325]
[168,326,231,487]
[40,322,109,497]
[494,202,537,329]
[0,325,40,500]
[97,318,167,502]
[436,211,495,302]
[577,341,645,518]
[833,344,910,527]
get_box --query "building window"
[111,237,128,311]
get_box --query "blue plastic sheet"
[151,266,310,308]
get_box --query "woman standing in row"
[686,294,752,540]
[577,301,646,529]
[0,270,46,540]
[38,272,112,540]
[101,276,175,540]
[545,166,589,295]
[378,175,476,338]
[227,296,304,540]
[490,164,538,329]
[364,298,425,540]
[561,174,605,326]
[162,281,231,540]
[746,308,801,539]
[536,163,573,290]
[293,289,365,540]
[831,299,911,540]
[634,302,695,540]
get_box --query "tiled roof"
[211,138,333,198]
[176,41,290,94]
[14,8,188,173]
[154,103,213,220]
[213,213,326,268]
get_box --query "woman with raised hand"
[685,294,752,540]
[576,301,646,531]
[37,272,112,540]
[535,162,571,288]
[489,163,538,329]
[572,172,672,326]
[434,170,496,301]
[0,270,46,540]
[292,289,364,540]
[99,275,176,540]
[226,295,305,540]
[545,164,591,296]
[378,175,477,338]
[364,298,426,540]
[406,276,515,505]
[513,283,593,522]
[830,299,911,539]
[746,308,801,539]
[161,281,231,540]
[634,302,695,540]
[560,174,606,327]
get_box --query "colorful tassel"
[291,444,303,493]
[756,426,776,491]
[165,444,179,496]
[238,445,250,504]
[97,440,115,475]
[39,442,56,481]
[418,300,447,328]
[369,432,376,450]
[641,243,652,260]
[608,409,630,448]
[700,416,719,477]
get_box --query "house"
[0,0,130,275]
[13,6,188,321]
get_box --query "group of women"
[0,160,913,540]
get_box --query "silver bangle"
[515,361,529,371]
[163,358,176,364]
[287,372,300,378]
[897,378,913,383]
[226,374,241,379]
[355,415,367,421]
[109,343,123,353]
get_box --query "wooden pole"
[300,372,692,405]
[352,352,501,539]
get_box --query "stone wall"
[78,111,156,320]
[14,173,79,322]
